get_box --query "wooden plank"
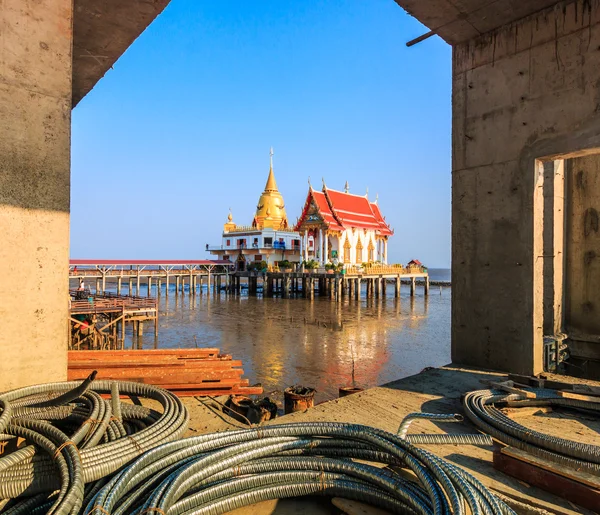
[68,360,243,370]
[572,384,600,396]
[481,380,537,399]
[69,349,223,359]
[556,391,600,403]
[174,386,263,397]
[67,369,244,382]
[501,447,600,490]
[493,449,600,512]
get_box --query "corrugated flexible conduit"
[463,388,600,474]
[82,422,516,515]
[0,376,189,514]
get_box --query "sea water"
[128,271,451,403]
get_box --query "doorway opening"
[536,151,600,378]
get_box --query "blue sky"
[71,0,451,267]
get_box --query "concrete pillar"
[165,274,170,296]
[383,240,388,265]
[189,273,193,295]
[207,272,211,294]
[101,273,106,293]
[0,0,73,390]
[147,277,152,297]
[318,229,323,265]
[129,278,133,295]
[395,275,401,298]
[424,276,429,296]
[410,277,416,297]
[324,233,329,263]
[176,276,180,294]
[136,274,140,295]
[158,279,162,295]
[96,278,101,294]
[382,277,387,297]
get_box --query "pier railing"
[347,265,409,275]
[69,290,157,314]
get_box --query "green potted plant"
[303,259,318,273]
[325,263,335,274]
[278,260,293,273]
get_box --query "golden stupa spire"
[253,148,289,230]
[264,147,278,192]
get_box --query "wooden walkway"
[233,267,430,300]
[69,291,158,350]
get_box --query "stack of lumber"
[67,349,263,397]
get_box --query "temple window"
[344,238,351,264]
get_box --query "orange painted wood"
[68,369,244,382]
[169,386,264,397]
[69,349,223,359]
[68,360,243,370]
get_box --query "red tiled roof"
[296,189,344,231]
[408,259,422,266]
[369,201,394,236]
[324,188,393,234]
[295,186,393,235]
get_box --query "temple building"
[208,150,302,270]
[295,181,393,266]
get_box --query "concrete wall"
[452,0,600,375]
[564,155,600,374]
[0,1,73,391]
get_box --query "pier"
[69,259,233,297]
[232,265,430,300]
[69,291,158,350]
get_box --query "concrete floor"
[182,366,600,515]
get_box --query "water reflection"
[143,284,451,403]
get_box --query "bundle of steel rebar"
[463,388,600,474]
[81,422,515,515]
[0,374,189,514]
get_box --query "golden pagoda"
[252,148,289,230]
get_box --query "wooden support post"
[117,276,122,295]
[410,277,416,296]
[382,278,387,297]
[147,277,152,297]
[424,276,430,295]
[395,275,401,297]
